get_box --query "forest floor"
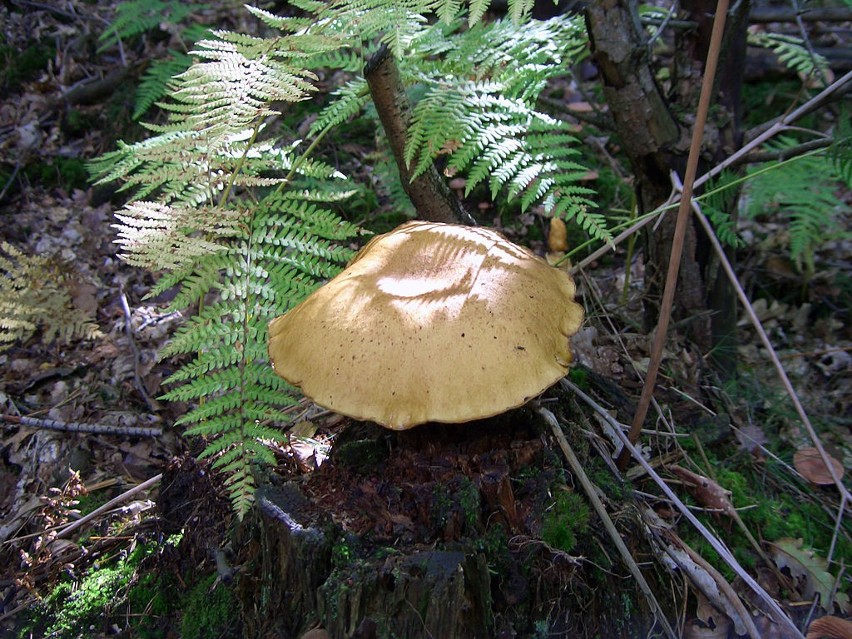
[0,2,850,639]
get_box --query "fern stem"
[279,119,340,193]
[220,120,263,208]
[620,196,638,305]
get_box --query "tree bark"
[586,0,748,377]
[364,47,475,225]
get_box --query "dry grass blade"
[536,405,679,639]
[561,378,806,639]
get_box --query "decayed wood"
[364,47,475,225]
[236,482,494,638]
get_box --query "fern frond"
[113,202,241,269]
[745,138,849,276]
[507,0,535,24]
[426,14,587,93]
[829,107,852,185]
[407,81,608,241]
[701,171,744,249]
[134,52,195,120]
[0,243,101,349]
[308,78,370,138]
[747,32,830,85]
[98,0,206,51]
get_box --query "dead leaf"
[769,538,849,611]
[670,465,736,517]
[688,592,732,638]
[734,424,767,454]
[806,616,852,639]
[67,278,98,316]
[793,448,845,485]
[684,617,731,639]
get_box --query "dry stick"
[53,473,162,540]
[617,0,731,468]
[697,69,852,189]
[1,413,162,437]
[561,378,806,639]
[661,535,762,639]
[689,198,851,560]
[537,406,679,639]
[119,286,158,412]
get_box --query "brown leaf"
[769,538,850,611]
[734,424,767,454]
[806,616,852,639]
[670,465,736,517]
[793,447,845,486]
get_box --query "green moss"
[0,39,55,90]
[24,157,89,191]
[541,489,589,553]
[75,491,111,516]
[474,525,510,572]
[431,477,482,533]
[127,572,179,639]
[180,573,239,639]
[334,439,388,473]
[26,544,150,639]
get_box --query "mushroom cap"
[268,221,584,430]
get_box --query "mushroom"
[268,221,584,430]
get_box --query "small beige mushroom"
[268,221,584,430]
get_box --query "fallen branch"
[54,473,162,540]
[1,413,162,437]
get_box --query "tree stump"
[234,414,660,638]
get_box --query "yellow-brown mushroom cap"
[268,221,584,430]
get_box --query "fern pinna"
[92,0,609,515]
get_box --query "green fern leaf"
[134,52,195,120]
[308,78,370,138]
[747,32,830,84]
[746,137,849,276]
[99,0,206,51]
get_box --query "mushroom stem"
[365,46,475,225]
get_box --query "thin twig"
[1,413,162,437]
[537,405,679,639]
[619,0,731,467]
[740,137,831,164]
[561,378,805,639]
[703,69,852,187]
[53,474,162,540]
[119,286,157,411]
[688,196,851,560]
